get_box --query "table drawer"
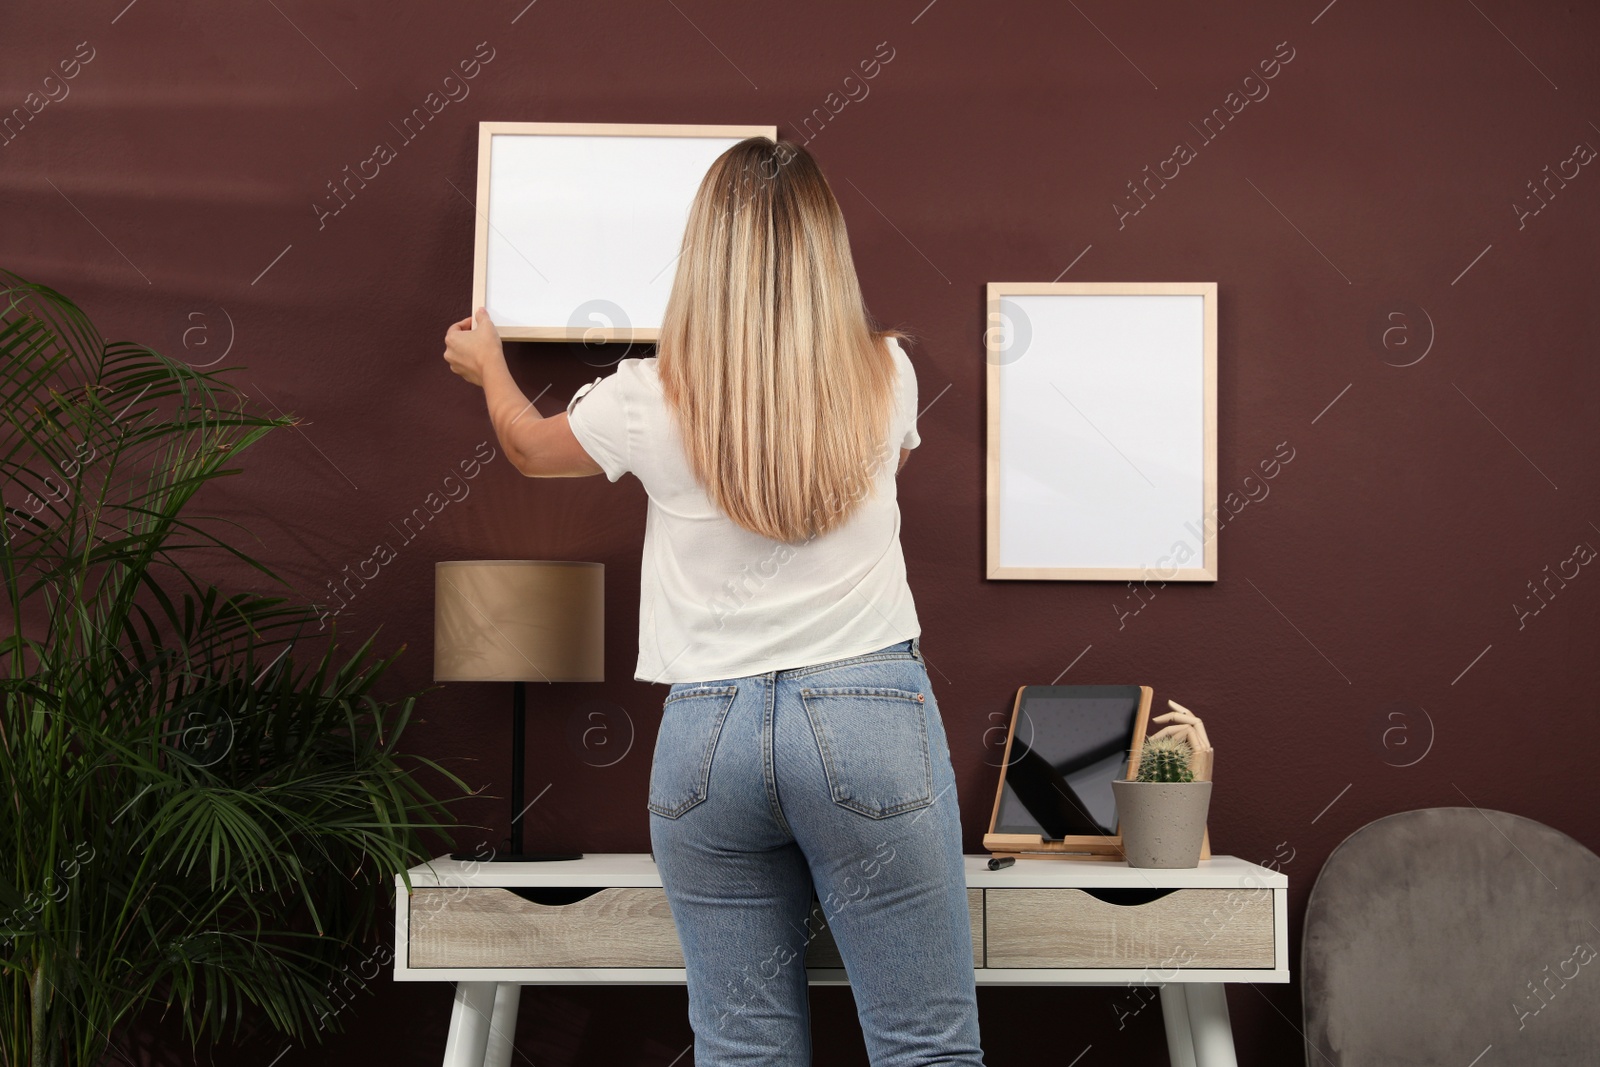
[409,886,987,970]
[410,887,683,968]
[985,887,1275,969]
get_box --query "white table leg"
[1159,984,1198,1067]
[1183,984,1239,1067]
[442,981,498,1067]
[482,983,521,1067]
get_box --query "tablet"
[983,684,1209,860]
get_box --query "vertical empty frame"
[986,282,1218,581]
[471,122,778,342]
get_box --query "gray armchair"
[1302,806,1600,1064]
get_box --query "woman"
[442,137,985,1066]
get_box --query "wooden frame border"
[985,281,1219,581]
[471,121,778,342]
[982,684,1211,862]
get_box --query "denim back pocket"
[647,685,737,819]
[799,684,933,819]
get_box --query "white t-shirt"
[565,336,922,684]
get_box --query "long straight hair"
[656,137,903,545]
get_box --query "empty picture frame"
[471,121,778,342]
[985,282,1218,581]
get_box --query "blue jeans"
[648,637,986,1066]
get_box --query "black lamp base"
[448,681,587,866]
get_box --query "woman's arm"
[443,308,604,478]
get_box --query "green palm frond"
[0,270,473,1067]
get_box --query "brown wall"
[5,1,1598,1063]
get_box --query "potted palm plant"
[0,270,473,1066]
[1111,701,1214,868]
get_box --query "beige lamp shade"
[434,561,604,683]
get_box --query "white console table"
[393,853,1288,1066]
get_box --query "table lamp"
[434,560,604,862]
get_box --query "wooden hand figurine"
[1148,700,1214,782]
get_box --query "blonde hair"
[657,137,904,545]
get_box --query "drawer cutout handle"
[505,887,610,907]
[1081,888,1180,907]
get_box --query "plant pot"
[1111,780,1213,869]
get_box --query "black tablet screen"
[993,686,1142,839]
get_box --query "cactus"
[1135,735,1195,783]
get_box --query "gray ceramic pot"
[1111,780,1213,868]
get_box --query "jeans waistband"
[778,635,923,678]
